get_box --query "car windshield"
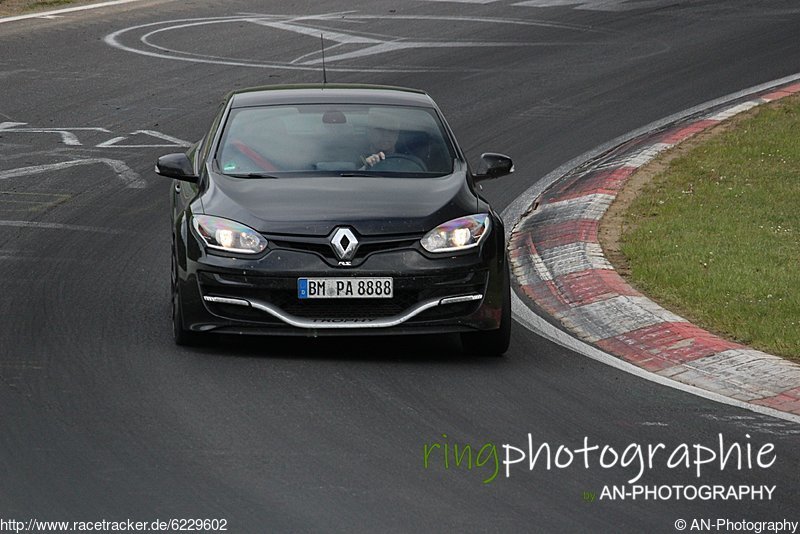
[215,104,456,177]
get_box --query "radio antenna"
[320,33,328,84]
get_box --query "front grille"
[199,271,487,323]
[266,232,421,265]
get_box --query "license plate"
[298,277,393,299]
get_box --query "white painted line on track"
[95,136,127,147]
[95,129,191,148]
[504,72,800,425]
[0,123,110,146]
[0,159,143,188]
[0,0,145,24]
[247,18,381,45]
[104,14,613,74]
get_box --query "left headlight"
[421,214,491,253]
[192,214,268,254]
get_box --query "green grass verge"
[621,96,800,361]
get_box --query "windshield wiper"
[226,172,280,179]
[339,172,373,177]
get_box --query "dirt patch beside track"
[0,0,100,16]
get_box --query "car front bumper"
[175,232,507,337]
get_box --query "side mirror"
[474,153,514,182]
[155,153,198,182]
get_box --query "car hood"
[200,165,479,236]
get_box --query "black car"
[157,84,514,355]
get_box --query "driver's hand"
[364,151,386,167]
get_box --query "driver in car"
[360,108,434,173]
[362,109,402,168]
[363,124,400,167]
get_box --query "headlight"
[421,214,491,253]
[192,215,268,254]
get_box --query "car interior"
[217,105,454,175]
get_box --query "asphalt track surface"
[1,1,799,531]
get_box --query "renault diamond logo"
[330,227,358,261]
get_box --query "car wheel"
[172,253,201,346]
[461,264,511,357]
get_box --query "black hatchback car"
[157,84,514,355]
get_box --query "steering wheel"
[229,140,279,172]
[371,153,426,172]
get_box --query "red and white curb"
[508,81,800,418]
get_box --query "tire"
[461,265,511,357]
[172,253,202,346]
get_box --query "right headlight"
[421,214,490,253]
[192,214,268,255]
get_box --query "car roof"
[229,84,436,109]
